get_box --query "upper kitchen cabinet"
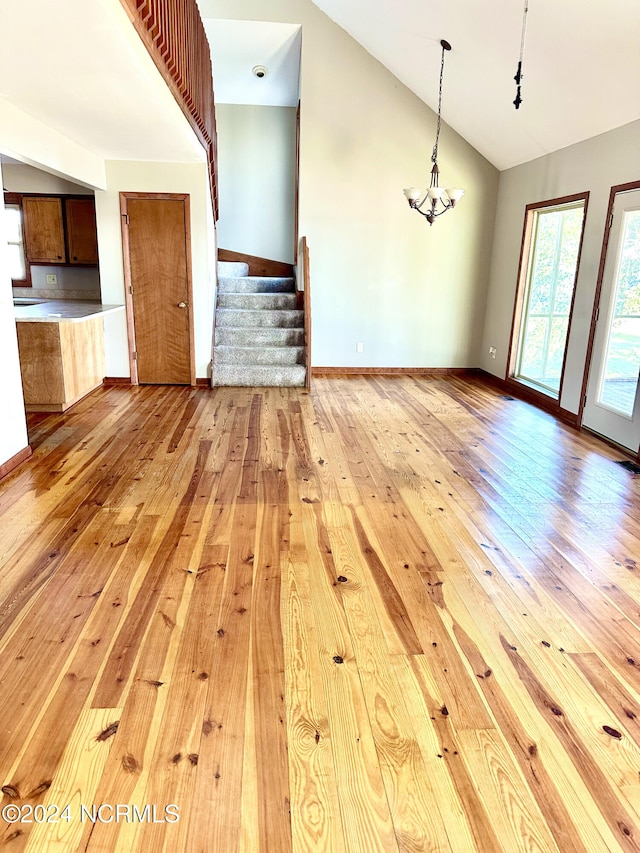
[22,196,65,264]
[21,195,99,266]
[65,198,99,265]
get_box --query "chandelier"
[403,39,464,225]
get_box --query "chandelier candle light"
[403,39,464,225]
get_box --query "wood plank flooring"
[1,376,640,852]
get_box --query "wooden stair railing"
[119,0,219,220]
[218,248,294,279]
[301,237,312,391]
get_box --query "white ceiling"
[310,0,640,170]
[204,20,302,107]
[0,0,204,171]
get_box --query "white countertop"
[14,300,125,323]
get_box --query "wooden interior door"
[121,193,194,385]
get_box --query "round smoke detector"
[252,65,268,79]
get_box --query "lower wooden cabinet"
[16,317,106,412]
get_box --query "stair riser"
[215,346,305,366]
[218,277,295,294]
[217,261,249,277]
[216,309,304,329]
[218,293,298,311]
[215,327,305,347]
[212,364,306,387]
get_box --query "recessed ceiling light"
[252,65,268,79]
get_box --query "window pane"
[545,316,570,391]
[555,212,583,314]
[528,213,560,315]
[4,205,23,243]
[7,243,26,280]
[514,201,585,398]
[597,210,640,417]
[519,316,547,380]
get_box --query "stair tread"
[215,363,305,370]
[216,309,304,329]
[216,321,305,327]
[214,343,304,366]
[217,307,303,314]
[215,342,304,350]
[215,327,304,338]
[218,277,295,294]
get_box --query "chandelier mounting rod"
[432,39,451,166]
[514,0,529,109]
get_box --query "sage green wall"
[481,120,640,414]
[216,104,297,263]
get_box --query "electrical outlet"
[46,274,57,285]
[356,342,364,353]
[489,346,497,359]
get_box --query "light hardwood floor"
[1,376,640,852]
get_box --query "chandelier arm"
[430,201,454,218]
[410,198,453,219]
[411,207,430,218]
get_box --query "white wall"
[0,102,106,473]
[2,163,94,196]
[216,104,297,263]
[0,101,106,191]
[95,160,214,379]
[200,0,499,368]
[481,120,640,414]
[0,163,30,468]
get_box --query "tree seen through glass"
[598,209,640,416]
[516,203,585,396]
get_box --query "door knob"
[178,301,187,308]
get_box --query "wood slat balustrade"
[301,236,312,390]
[120,0,219,218]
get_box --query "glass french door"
[582,189,640,451]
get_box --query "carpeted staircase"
[212,261,306,387]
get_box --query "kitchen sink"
[13,298,47,306]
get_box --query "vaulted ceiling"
[1,0,637,177]
[310,0,640,170]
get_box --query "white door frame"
[579,181,640,453]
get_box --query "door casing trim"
[120,192,196,386]
[506,191,589,409]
